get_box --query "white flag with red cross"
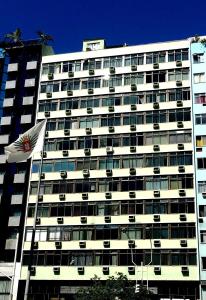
[4,119,46,163]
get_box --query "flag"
[4,119,47,163]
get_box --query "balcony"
[20,114,32,124]
[8,216,20,227]
[0,116,12,126]
[24,78,35,87]
[3,98,14,107]
[11,194,23,205]
[7,63,18,72]
[26,61,37,70]
[22,96,33,105]
[5,80,16,89]
[13,173,25,183]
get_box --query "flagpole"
[24,120,47,300]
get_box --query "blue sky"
[1,0,206,54]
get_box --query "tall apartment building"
[15,38,206,299]
[0,40,53,299]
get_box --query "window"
[198,182,206,193]
[83,59,102,70]
[197,158,206,169]
[146,71,166,83]
[194,73,205,83]
[202,257,206,270]
[195,93,206,104]
[40,82,60,93]
[61,79,80,91]
[81,78,101,89]
[42,63,61,75]
[200,231,206,243]
[62,60,81,72]
[146,52,166,64]
[168,49,188,61]
[195,114,206,125]
[124,73,144,85]
[124,54,144,66]
[196,136,206,147]
[168,69,189,81]
[193,53,204,63]
[199,205,206,217]
[103,56,122,68]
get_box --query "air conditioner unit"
[129,215,135,222]
[153,63,159,69]
[108,106,114,112]
[104,216,111,223]
[103,241,110,248]
[153,123,159,130]
[128,240,135,248]
[154,266,161,274]
[178,166,185,173]
[82,169,90,177]
[38,195,43,201]
[68,71,74,77]
[153,145,160,151]
[48,73,53,80]
[153,167,160,174]
[129,191,136,198]
[130,146,136,153]
[62,150,68,157]
[128,266,135,274]
[46,92,52,98]
[129,168,136,176]
[176,80,182,87]
[154,190,160,197]
[109,67,115,74]
[59,194,66,201]
[153,102,159,109]
[153,82,159,89]
[106,169,112,176]
[89,69,95,75]
[131,65,137,71]
[179,189,186,197]
[45,131,49,137]
[84,148,91,155]
[60,171,67,178]
[178,143,184,150]
[154,240,161,247]
[87,107,93,114]
[86,127,92,135]
[177,100,183,107]
[77,266,84,274]
[177,121,184,128]
[179,214,187,221]
[88,88,94,95]
[43,151,47,158]
[176,60,182,67]
[44,111,50,118]
[181,266,189,274]
[199,217,204,223]
[55,241,62,249]
[131,104,137,111]
[57,217,64,224]
[80,216,87,224]
[53,266,60,274]
[105,192,112,199]
[130,124,136,131]
[30,266,36,276]
[153,214,160,222]
[36,218,41,225]
[131,84,137,92]
[82,193,88,200]
[109,87,115,93]
[67,90,73,96]
[106,147,113,154]
[40,173,45,179]
[108,126,114,133]
[64,129,70,136]
[180,240,187,247]
[33,242,38,249]
[102,266,109,274]
[79,241,86,248]
[65,109,71,116]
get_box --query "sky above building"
[1,0,206,54]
